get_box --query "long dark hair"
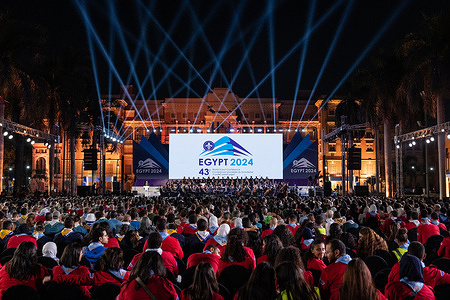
[60,243,82,268]
[184,262,219,300]
[237,262,277,300]
[272,225,295,247]
[7,241,41,281]
[128,251,166,288]
[221,228,248,262]
[276,262,318,300]
[99,247,124,272]
[339,258,379,300]
[262,234,283,267]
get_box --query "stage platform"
[131,186,161,197]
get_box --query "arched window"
[54,157,61,174]
[36,157,46,171]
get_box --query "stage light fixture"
[430,136,435,142]
[3,131,8,136]
[147,129,150,132]
[8,134,13,139]
[412,141,416,146]
[26,138,31,143]
[426,138,430,143]
[396,145,400,149]
[153,129,157,133]
[31,140,35,145]
[447,133,450,139]
[47,144,51,149]
[112,138,116,142]
[0,123,2,126]
[409,143,412,147]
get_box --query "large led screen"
[169,134,283,179]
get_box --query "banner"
[283,133,318,183]
[133,134,169,184]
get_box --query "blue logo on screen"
[200,136,252,157]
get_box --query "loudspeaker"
[324,182,332,196]
[354,185,369,196]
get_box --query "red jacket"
[0,264,48,298]
[286,224,298,236]
[261,228,274,240]
[319,262,348,300]
[204,237,226,254]
[143,235,184,259]
[218,247,256,276]
[104,237,120,248]
[417,223,440,244]
[257,254,269,265]
[128,250,178,275]
[92,270,129,287]
[307,257,327,272]
[187,252,220,274]
[438,236,450,259]
[180,289,223,300]
[387,262,450,288]
[52,265,92,299]
[182,225,198,236]
[404,221,420,231]
[385,281,435,300]
[6,234,37,249]
[118,276,178,300]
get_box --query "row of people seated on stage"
[160,177,290,197]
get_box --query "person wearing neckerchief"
[0,220,14,250]
[387,241,450,289]
[184,219,213,258]
[319,239,352,300]
[385,254,435,300]
[417,209,440,244]
[83,227,109,265]
[204,223,230,255]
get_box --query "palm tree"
[347,51,405,197]
[397,11,450,200]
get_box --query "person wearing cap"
[44,211,64,237]
[85,213,96,229]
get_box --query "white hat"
[85,213,96,222]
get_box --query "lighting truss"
[323,123,368,142]
[394,121,450,144]
[0,117,60,143]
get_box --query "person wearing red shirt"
[129,232,178,276]
[92,247,130,288]
[180,214,199,236]
[187,244,221,274]
[319,239,352,300]
[417,210,440,244]
[118,251,178,300]
[305,240,327,272]
[388,241,450,289]
[143,218,184,259]
[7,223,37,249]
[286,214,299,236]
[204,223,230,254]
[261,217,277,240]
[218,228,256,275]
[52,243,92,299]
[180,262,224,300]
[438,236,450,258]
[0,241,49,298]
[431,212,447,231]
[385,254,435,300]
[404,211,421,231]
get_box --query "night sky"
[2,0,450,101]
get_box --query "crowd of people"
[0,178,449,299]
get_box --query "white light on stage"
[257,129,262,132]
[396,145,400,149]
[26,138,31,142]
[230,129,235,133]
[147,129,150,132]
[8,135,13,139]
[3,131,8,136]
[430,136,434,142]
[426,139,430,143]
[153,129,157,133]
[112,138,116,142]
[412,141,416,145]
[47,144,51,149]
[31,140,35,145]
